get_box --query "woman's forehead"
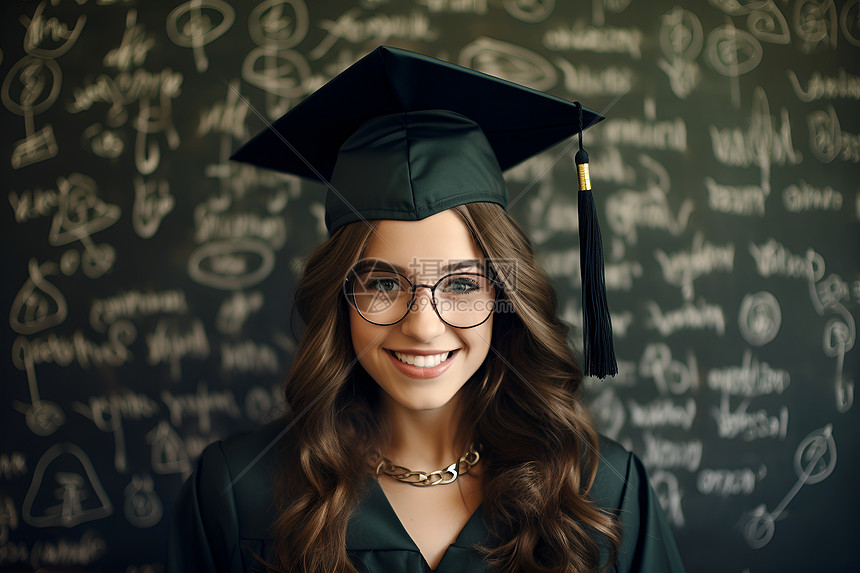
[361,210,483,264]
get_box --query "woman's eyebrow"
[354,258,485,275]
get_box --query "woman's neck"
[379,392,471,469]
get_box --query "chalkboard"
[2,1,858,571]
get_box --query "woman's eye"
[370,278,400,292]
[443,277,479,293]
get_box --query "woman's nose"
[399,286,446,340]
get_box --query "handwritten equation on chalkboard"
[2,0,858,571]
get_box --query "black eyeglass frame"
[343,269,504,329]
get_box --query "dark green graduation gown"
[166,419,685,572]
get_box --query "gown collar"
[345,474,489,555]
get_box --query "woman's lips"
[386,349,458,379]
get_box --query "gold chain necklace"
[373,445,480,487]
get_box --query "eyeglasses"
[344,267,501,328]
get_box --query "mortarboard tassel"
[575,103,617,379]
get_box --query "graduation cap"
[231,45,617,378]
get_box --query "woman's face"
[348,209,493,413]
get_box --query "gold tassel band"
[577,162,591,191]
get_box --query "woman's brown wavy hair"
[270,201,621,572]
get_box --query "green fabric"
[325,110,508,235]
[166,419,686,572]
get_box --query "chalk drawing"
[738,291,781,346]
[744,424,836,548]
[166,0,235,73]
[123,475,163,528]
[23,444,113,527]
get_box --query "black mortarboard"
[231,45,617,378]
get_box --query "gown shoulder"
[590,434,687,573]
[166,418,289,573]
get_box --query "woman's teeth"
[393,351,451,367]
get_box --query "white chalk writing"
[628,398,696,430]
[8,187,58,223]
[194,204,287,248]
[602,116,687,152]
[312,7,436,58]
[145,319,210,381]
[655,233,734,299]
[787,68,860,102]
[72,393,160,473]
[68,68,183,115]
[90,289,187,332]
[709,87,802,168]
[782,179,843,212]
[73,393,160,430]
[197,79,249,140]
[705,177,769,216]
[12,321,136,372]
[30,529,106,568]
[707,350,790,397]
[21,0,86,58]
[698,466,766,496]
[215,291,263,334]
[713,394,788,441]
[748,238,824,280]
[639,343,699,396]
[221,341,279,374]
[543,21,643,58]
[555,58,634,96]
[104,9,153,72]
[161,384,241,433]
[646,299,726,336]
[606,155,694,245]
[590,146,635,185]
[132,177,174,239]
[642,432,702,471]
[417,0,488,13]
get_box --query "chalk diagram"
[147,420,192,475]
[22,443,113,527]
[166,0,235,73]
[743,424,837,549]
[124,474,163,528]
[48,173,121,279]
[738,291,781,346]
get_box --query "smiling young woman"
[272,200,629,572]
[167,46,685,573]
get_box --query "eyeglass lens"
[348,270,496,327]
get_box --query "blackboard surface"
[2,1,858,571]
